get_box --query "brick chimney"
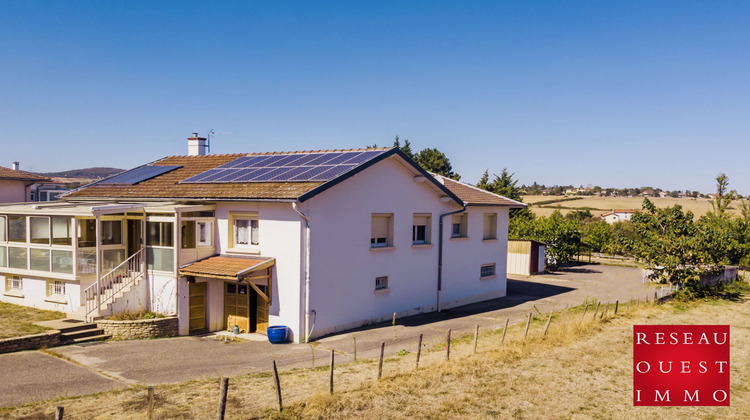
[187,133,208,156]
[11,161,19,170]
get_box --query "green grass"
[0,302,65,339]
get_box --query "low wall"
[97,316,178,340]
[0,331,60,354]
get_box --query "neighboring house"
[31,183,71,202]
[506,239,546,276]
[600,209,635,224]
[0,136,524,341]
[0,163,51,204]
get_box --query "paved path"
[0,263,652,407]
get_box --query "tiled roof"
[65,154,325,200]
[178,256,274,280]
[435,175,526,207]
[0,166,51,182]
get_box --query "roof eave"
[297,148,464,205]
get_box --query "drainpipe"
[95,214,101,315]
[437,204,466,312]
[292,202,312,342]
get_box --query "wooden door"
[224,283,250,331]
[255,285,269,334]
[189,282,207,334]
[530,243,539,274]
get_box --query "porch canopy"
[178,255,275,302]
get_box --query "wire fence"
[44,290,681,419]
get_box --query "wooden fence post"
[501,318,509,344]
[524,313,531,340]
[614,300,619,315]
[580,303,590,323]
[543,312,552,336]
[353,337,357,362]
[329,350,335,395]
[473,324,479,354]
[593,302,600,319]
[416,333,423,370]
[216,377,229,420]
[55,407,64,420]
[147,386,154,420]
[446,329,452,360]
[377,341,385,380]
[272,361,283,412]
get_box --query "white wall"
[507,252,532,276]
[441,207,509,309]
[304,157,508,339]
[210,202,303,340]
[0,274,81,313]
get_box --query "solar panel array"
[181,150,386,183]
[98,165,182,185]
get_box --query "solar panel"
[99,165,181,185]
[180,150,386,183]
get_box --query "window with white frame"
[6,276,22,292]
[181,219,214,249]
[0,215,5,242]
[483,213,497,240]
[100,220,122,245]
[412,214,431,245]
[480,263,496,278]
[197,221,212,246]
[47,279,65,297]
[233,217,259,247]
[451,213,467,238]
[147,221,174,271]
[371,214,393,248]
[375,276,389,290]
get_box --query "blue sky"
[2,1,749,194]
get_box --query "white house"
[600,209,635,224]
[0,136,524,341]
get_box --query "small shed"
[507,239,546,276]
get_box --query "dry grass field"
[3,291,749,419]
[0,302,64,339]
[523,195,749,218]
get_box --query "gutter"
[437,203,466,312]
[292,202,312,342]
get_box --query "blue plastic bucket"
[267,325,288,343]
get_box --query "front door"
[224,283,250,332]
[189,282,207,334]
[127,219,142,256]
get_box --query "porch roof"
[0,200,213,216]
[178,255,275,281]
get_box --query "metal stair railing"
[84,247,145,321]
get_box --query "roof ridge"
[159,147,392,160]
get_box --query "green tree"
[510,210,580,266]
[710,173,737,216]
[476,170,490,191]
[392,136,415,160]
[414,148,460,180]
[629,198,709,286]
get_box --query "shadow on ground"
[320,278,575,334]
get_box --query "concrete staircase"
[52,319,110,345]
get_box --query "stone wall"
[96,316,178,340]
[0,331,60,354]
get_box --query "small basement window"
[480,263,496,278]
[375,276,389,290]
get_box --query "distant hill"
[40,167,125,179]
